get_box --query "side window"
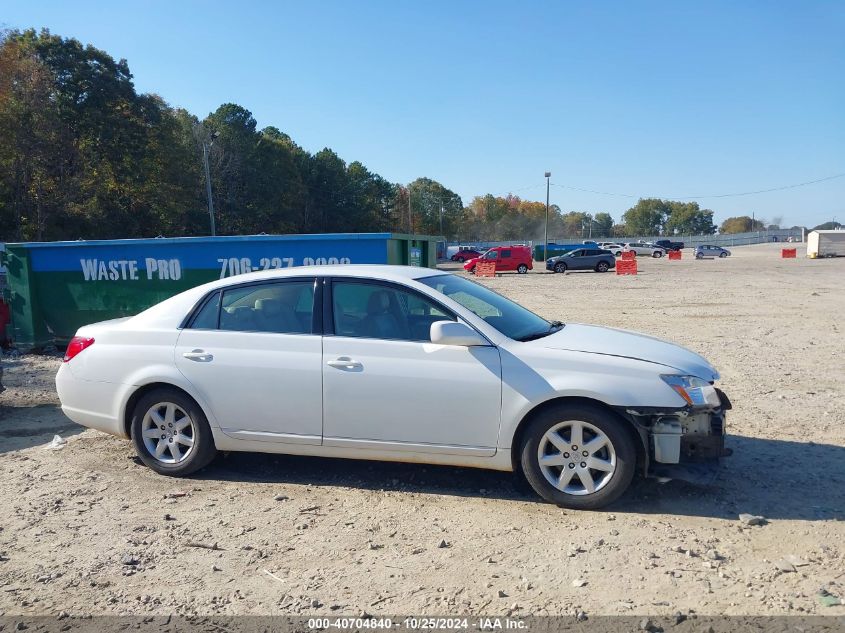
[218,281,314,334]
[332,282,453,342]
[484,250,498,259]
[501,249,512,258]
[190,291,221,329]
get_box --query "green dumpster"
[2,232,442,351]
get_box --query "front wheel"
[130,388,217,476]
[615,251,622,257]
[596,261,609,272]
[554,262,566,273]
[517,263,529,274]
[519,404,636,509]
[468,265,476,274]
[696,252,704,259]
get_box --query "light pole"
[439,201,444,236]
[543,172,551,262]
[407,184,413,234]
[202,131,219,236]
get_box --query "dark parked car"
[695,245,731,259]
[654,239,685,251]
[547,248,616,273]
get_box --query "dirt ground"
[0,242,843,618]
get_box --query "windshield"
[418,274,562,341]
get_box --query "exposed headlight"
[661,375,720,407]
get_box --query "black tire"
[719,252,727,258]
[615,251,622,257]
[652,250,663,258]
[519,403,636,510]
[554,262,566,273]
[596,261,609,272]
[517,263,528,274]
[451,255,460,262]
[130,387,217,476]
[468,265,476,274]
[695,252,704,259]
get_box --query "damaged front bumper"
[615,388,733,486]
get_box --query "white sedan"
[56,265,731,509]
[624,242,666,257]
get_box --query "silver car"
[695,245,731,259]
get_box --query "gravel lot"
[0,242,843,618]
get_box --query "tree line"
[0,29,811,245]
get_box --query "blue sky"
[4,1,844,227]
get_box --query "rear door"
[175,278,323,444]
[581,249,599,269]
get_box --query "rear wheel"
[596,261,609,272]
[517,263,529,274]
[719,252,727,258]
[520,403,636,509]
[130,388,216,476]
[554,262,567,273]
[652,250,663,258]
[615,251,622,257]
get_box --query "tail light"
[63,336,95,362]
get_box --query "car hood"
[524,323,719,381]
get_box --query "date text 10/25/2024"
[306,617,528,631]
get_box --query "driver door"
[322,279,502,455]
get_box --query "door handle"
[327,357,362,370]
[183,349,214,362]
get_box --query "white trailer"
[807,230,845,258]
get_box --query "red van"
[463,245,533,274]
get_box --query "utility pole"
[407,185,413,234]
[439,202,444,236]
[544,172,551,261]
[202,130,219,236]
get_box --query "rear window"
[191,291,221,329]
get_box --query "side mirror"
[430,320,488,347]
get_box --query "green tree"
[811,221,842,230]
[592,212,614,237]
[407,178,463,238]
[719,216,765,234]
[621,198,671,236]
[664,201,716,235]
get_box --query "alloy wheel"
[537,420,617,495]
[140,401,196,464]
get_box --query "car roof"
[132,265,450,328]
[220,264,442,283]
